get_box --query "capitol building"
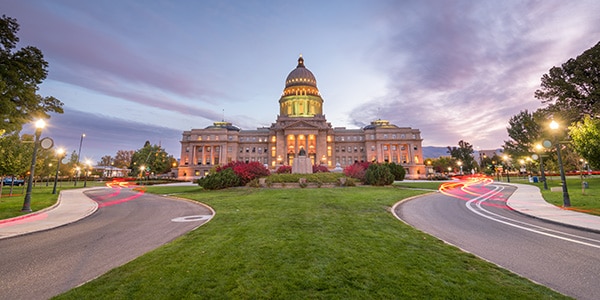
[176,56,425,179]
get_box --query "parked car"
[2,177,25,186]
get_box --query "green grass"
[0,181,105,219]
[55,187,567,299]
[393,181,443,190]
[496,175,600,216]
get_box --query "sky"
[4,0,600,163]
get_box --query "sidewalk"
[0,188,99,240]
[1,183,599,239]
[505,183,600,233]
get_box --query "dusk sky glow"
[5,0,600,162]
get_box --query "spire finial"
[297,54,304,67]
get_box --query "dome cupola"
[279,55,324,117]
[285,55,317,88]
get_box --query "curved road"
[0,186,213,300]
[395,180,600,300]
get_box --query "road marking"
[171,215,212,222]
[465,185,600,249]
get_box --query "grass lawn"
[55,186,567,299]
[0,181,105,219]
[495,175,600,216]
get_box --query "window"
[401,134,405,139]
[384,134,388,139]
[198,147,203,152]
[392,134,396,139]
[228,146,233,153]
[246,148,250,153]
[228,136,233,141]
[383,145,388,151]
[354,147,358,152]
[347,146,352,152]
[371,145,375,151]
[185,147,190,152]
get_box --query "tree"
[535,41,600,125]
[569,115,600,169]
[447,140,475,173]
[0,15,63,135]
[0,133,32,178]
[503,110,542,158]
[98,155,113,166]
[113,150,134,168]
[130,142,172,176]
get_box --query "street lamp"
[83,159,92,187]
[53,148,66,194]
[535,144,548,190]
[74,133,85,186]
[22,119,45,212]
[139,165,146,183]
[550,120,571,207]
[503,155,510,182]
[457,161,463,175]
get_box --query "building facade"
[177,56,425,179]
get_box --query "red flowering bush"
[343,162,370,181]
[217,161,270,185]
[312,164,330,173]
[276,165,292,174]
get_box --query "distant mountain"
[422,146,448,159]
[422,146,503,160]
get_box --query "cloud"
[350,0,600,148]
[35,108,183,162]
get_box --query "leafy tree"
[430,156,456,174]
[447,140,475,173]
[569,115,600,169]
[0,15,63,135]
[0,133,32,178]
[503,110,542,158]
[130,142,172,176]
[113,150,134,168]
[98,155,113,166]
[535,41,600,125]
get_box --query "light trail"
[439,177,600,249]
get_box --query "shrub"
[344,162,369,181]
[217,161,270,185]
[312,164,330,173]
[364,163,395,186]
[386,162,406,181]
[197,168,241,190]
[276,165,292,174]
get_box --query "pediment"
[282,120,323,130]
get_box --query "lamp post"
[457,161,463,175]
[22,120,45,212]
[83,159,91,187]
[74,133,85,186]
[53,148,65,194]
[535,144,548,190]
[550,120,571,207]
[503,155,510,182]
[139,165,146,185]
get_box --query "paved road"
[0,187,213,300]
[395,182,600,300]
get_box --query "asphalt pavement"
[1,181,599,240]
